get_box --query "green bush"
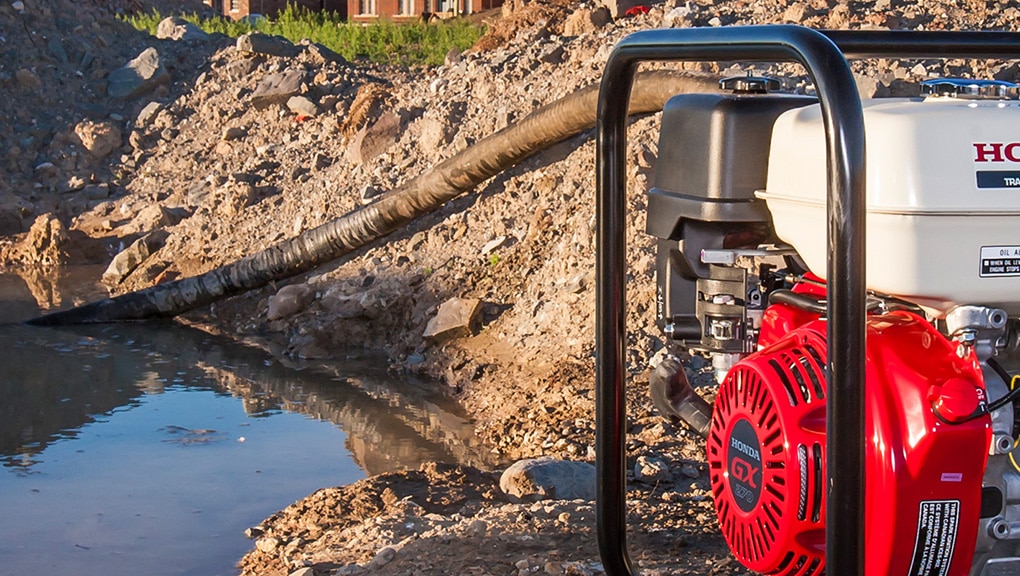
[121,4,484,66]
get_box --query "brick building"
[204,0,347,20]
[348,0,501,22]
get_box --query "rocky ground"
[4,0,1020,574]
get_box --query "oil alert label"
[981,246,1020,277]
[907,500,960,576]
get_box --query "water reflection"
[0,270,489,575]
[0,321,491,476]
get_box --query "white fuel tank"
[760,97,1020,315]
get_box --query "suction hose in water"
[28,70,719,325]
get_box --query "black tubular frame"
[595,26,1020,576]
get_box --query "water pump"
[645,72,1020,575]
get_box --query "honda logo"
[974,142,1020,162]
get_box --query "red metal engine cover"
[707,310,991,575]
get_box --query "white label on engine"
[980,246,1020,277]
[907,500,960,576]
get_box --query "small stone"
[288,568,314,576]
[135,101,163,129]
[481,236,507,255]
[370,546,396,568]
[783,3,811,23]
[346,112,402,165]
[47,38,68,64]
[544,561,564,574]
[251,69,305,109]
[468,519,488,538]
[423,297,481,342]
[237,33,301,58]
[74,120,122,159]
[102,230,169,285]
[287,95,318,117]
[11,1,25,11]
[910,63,928,77]
[255,536,280,553]
[634,455,670,484]
[444,47,462,67]
[681,465,700,479]
[515,559,531,571]
[107,47,169,99]
[267,284,316,321]
[15,68,42,90]
[222,126,247,141]
[156,17,208,42]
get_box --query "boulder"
[236,33,301,58]
[499,458,596,501]
[107,47,169,99]
[250,69,305,109]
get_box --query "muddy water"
[0,269,486,576]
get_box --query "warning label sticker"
[980,246,1020,277]
[907,500,960,576]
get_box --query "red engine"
[707,300,991,575]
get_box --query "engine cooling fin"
[707,330,828,575]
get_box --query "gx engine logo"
[727,419,763,512]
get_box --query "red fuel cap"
[929,378,982,423]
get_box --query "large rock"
[236,33,300,58]
[102,230,169,285]
[107,47,168,99]
[156,17,208,42]
[74,120,122,159]
[499,458,596,502]
[423,297,480,341]
[250,69,305,109]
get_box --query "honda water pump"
[595,27,1020,576]
[648,65,1020,576]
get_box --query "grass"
[122,4,484,66]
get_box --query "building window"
[359,0,376,14]
[399,0,413,15]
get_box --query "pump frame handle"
[595,26,1020,576]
